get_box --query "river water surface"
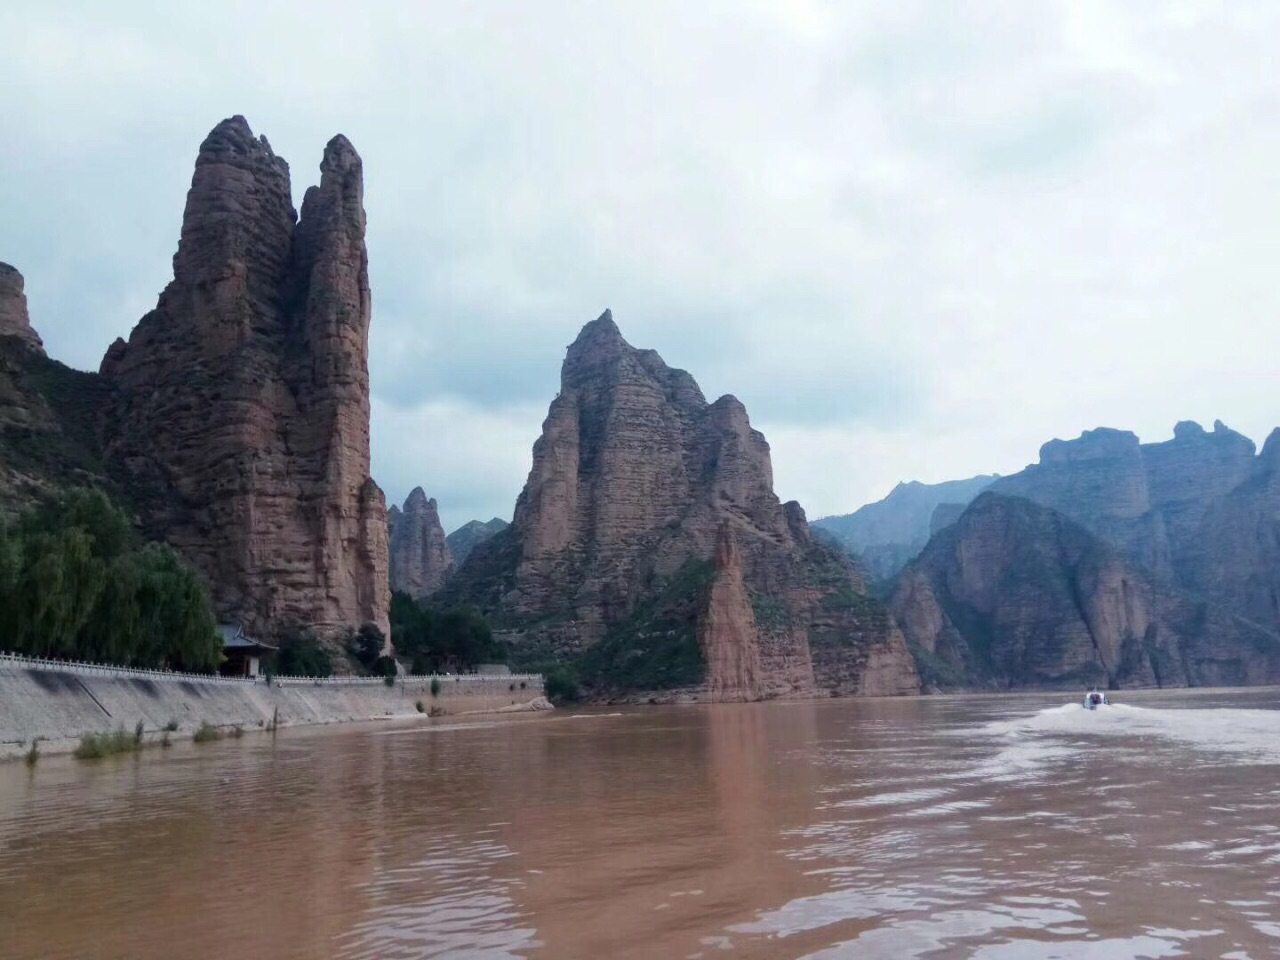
[5,689,1280,959]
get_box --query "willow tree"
[0,489,221,670]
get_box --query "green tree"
[0,489,220,669]
[345,622,386,670]
[543,665,580,705]
[273,622,332,677]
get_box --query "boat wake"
[976,701,1280,766]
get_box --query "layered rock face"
[991,428,1169,574]
[447,313,918,699]
[989,421,1275,632]
[813,475,996,581]
[389,488,454,599]
[447,517,508,564]
[891,493,1280,690]
[698,525,763,702]
[99,117,389,640]
[1187,430,1280,631]
[0,264,43,353]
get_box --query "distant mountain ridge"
[447,517,508,564]
[987,420,1278,634]
[812,475,997,581]
[891,492,1280,691]
[889,420,1280,691]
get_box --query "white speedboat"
[1083,688,1109,710]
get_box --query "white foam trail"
[976,702,1280,765]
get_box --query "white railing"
[0,651,542,689]
[270,673,543,688]
[0,651,259,685]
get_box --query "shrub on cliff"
[0,488,220,670]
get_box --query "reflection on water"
[5,689,1280,958]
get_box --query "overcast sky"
[3,1,1277,532]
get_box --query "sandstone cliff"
[98,116,389,640]
[0,263,44,353]
[447,517,508,563]
[445,313,918,699]
[389,487,454,599]
[813,475,996,581]
[698,524,763,702]
[891,492,1280,690]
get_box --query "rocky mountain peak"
[0,263,43,353]
[1038,427,1140,464]
[447,311,917,700]
[1167,419,1254,454]
[389,488,454,600]
[404,486,432,512]
[99,116,388,641]
[322,133,361,173]
[1173,420,1205,440]
[562,309,629,387]
[1261,429,1280,468]
[573,308,620,344]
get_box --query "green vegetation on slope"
[0,488,221,670]
[0,340,114,499]
[573,558,715,695]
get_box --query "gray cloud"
[3,0,1278,528]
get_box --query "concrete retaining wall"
[0,659,545,759]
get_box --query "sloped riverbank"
[0,656,545,759]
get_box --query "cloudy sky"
[3,1,1277,532]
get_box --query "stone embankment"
[0,653,546,759]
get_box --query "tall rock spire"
[100,116,389,642]
[389,488,455,599]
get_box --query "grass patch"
[164,719,179,732]
[74,727,142,760]
[24,739,41,767]
[192,722,223,743]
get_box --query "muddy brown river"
[4,689,1280,959]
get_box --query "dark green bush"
[543,665,581,705]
